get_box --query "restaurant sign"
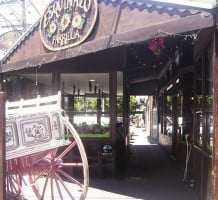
[40,0,98,51]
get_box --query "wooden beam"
[0,92,6,200]
[129,75,158,84]
[212,29,218,200]
[51,72,60,94]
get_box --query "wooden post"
[172,95,178,156]
[52,72,60,94]
[212,30,218,200]
[109,70,117,176]
[0,92,6,200]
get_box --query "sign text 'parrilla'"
[40,0,98,51]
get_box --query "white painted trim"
[150,0,216,9]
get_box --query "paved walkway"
[86,127,199,200]
[7,127,199,200]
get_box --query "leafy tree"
[104,98,110,112]
[74,95,141,114]
[166,96,173,116]
[117,96,123,116]
[74,97,85,111]
[129,96,140,112]
[87,98,97,111]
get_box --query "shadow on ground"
[88,131,199,200]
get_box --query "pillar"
[51,72,60,94]
[0,92,6,200]
[212,29,218,200]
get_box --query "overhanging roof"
[0,0,215,73]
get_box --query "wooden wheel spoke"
[54,177,64,200]
[55,172,76,200]
[41,170,52,199]
[58,168,83,188]
[56,141,77,160]
[34,170,49,182]
[59,162,83,167]
[10,180,18,193]
[6,175,20,196]
[6,177,10,191]
[50,174,54,200]
[8,177,16,193]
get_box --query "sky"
[0,0,49,35]
[0,0,50,59]
[150,0,216,9]
[0,0,216,36]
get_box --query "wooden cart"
[5,92,89,200]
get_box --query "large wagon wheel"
[6,174,22,197]
[6,116,89,200]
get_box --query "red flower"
[148,37,165,56]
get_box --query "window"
[194,44,213,152]
[61,73,110,138]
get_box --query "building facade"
[0,0,218,199]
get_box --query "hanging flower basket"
[148,37,165,56]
